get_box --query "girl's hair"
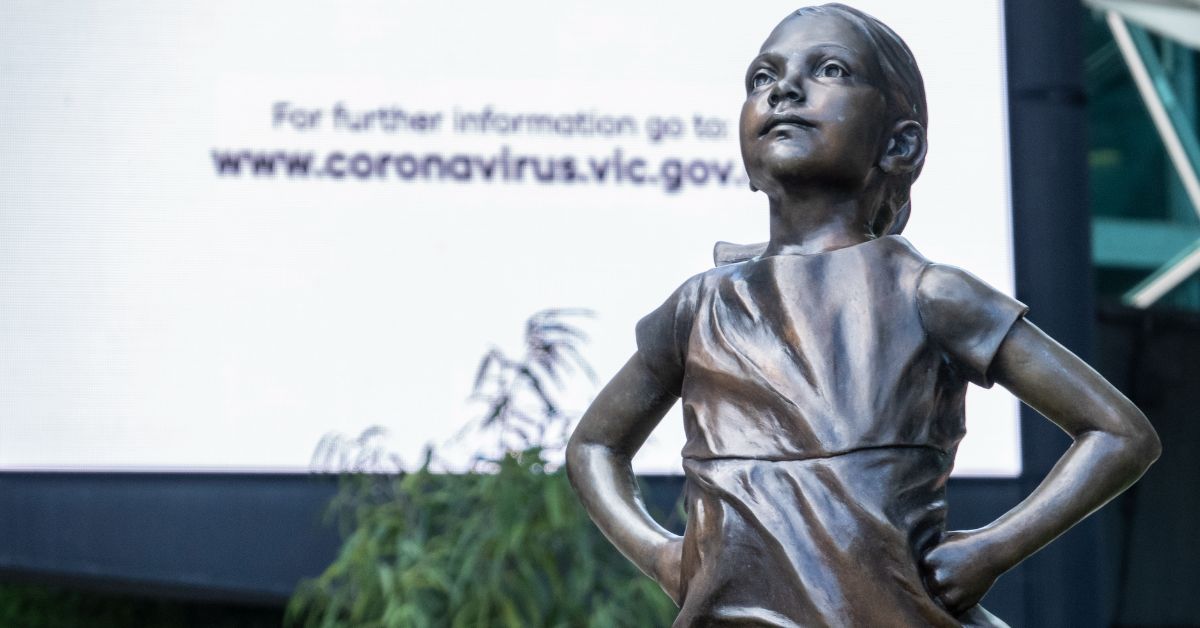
[793,4,927,235]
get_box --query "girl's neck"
[761,190,876,257]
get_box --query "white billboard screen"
[1,1,1018,475]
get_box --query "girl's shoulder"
[916,261,1028,387]
[916,262,1025,323]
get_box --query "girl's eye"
[751,71,775,89]
[819,62,848,78]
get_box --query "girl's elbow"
[1122,404,1161,469]
[1109,410,1161,474]
[565,435,588,483]
[1084,410,1159,477]
[564,435,607,488]
[1131,419,1161,469]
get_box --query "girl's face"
[740,13,891,196]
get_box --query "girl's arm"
[923,318,1161,613]
[565,353,684,602]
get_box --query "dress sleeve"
[634,276,699,397]
[916,263,1028,388]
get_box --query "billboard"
[1,1,1017,475]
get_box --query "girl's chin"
[753,150,825,175]
[750,166,863,196]
[756,159,826,183]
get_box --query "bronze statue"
[565,4,1160,627]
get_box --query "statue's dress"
[636,235,1022,628]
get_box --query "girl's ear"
[879,120,926,175]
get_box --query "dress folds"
[635,236,1023,627]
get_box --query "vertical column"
[1005,0,1103,626]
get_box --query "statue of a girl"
[565,4,1160,627]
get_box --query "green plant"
[287,310,678,627]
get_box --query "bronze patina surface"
[566,5,1160,626]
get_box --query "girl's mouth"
[760,115,816,136]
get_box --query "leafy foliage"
[465,308,597,455]
[311,426,402,474]
[288,309,678,627]
[287,451,676,628]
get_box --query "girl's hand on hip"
[920,530,1001,615]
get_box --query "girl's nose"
[768,77,804,107]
